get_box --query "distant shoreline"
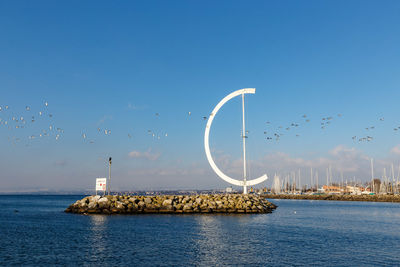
[263,194,400,203]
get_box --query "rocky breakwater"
[65,194,277,215]
[264,194,400,202]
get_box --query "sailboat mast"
[326,168,329,188]
[397,164,400,194]
[341,170,344,193]
[298,169,301,193]
[384,167,387,193]
[242,93,247,194]
[391,163,395,194]
[310,167,313,192]
[371,158,374,193]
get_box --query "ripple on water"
[1,196,400,266]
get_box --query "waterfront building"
[322,185,342,194]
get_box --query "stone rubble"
[65,194,277,215]
[265,194,400,202]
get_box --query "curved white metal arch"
[204,88,268,188]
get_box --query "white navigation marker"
[204,88,268,194]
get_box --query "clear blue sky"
[1,1,400,192]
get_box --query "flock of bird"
[260,114,344,142]
[258,113,400,144]
[0,102,177,146]
[0,101,398,146]
[0,101,66,146]
[81,128,112,144]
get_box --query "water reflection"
[193,215,269,265]
[88,215,108,255]
[194,216,225,265]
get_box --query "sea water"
[1,195,400,266]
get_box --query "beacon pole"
[108,157,112,195]
[242,93,247,194]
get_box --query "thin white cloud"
[211,145,393,183]
[119,145,400,190]
[128,148,161,161]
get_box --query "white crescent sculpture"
[204,88,268,194]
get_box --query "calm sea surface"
[1,195,400,266]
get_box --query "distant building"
[347,186,371,195]
[322,185,342,194]
[226,187,233,193]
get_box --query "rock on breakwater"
[65,194,277,215]
[264,194,400,203]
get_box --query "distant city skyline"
[1,1,400,192]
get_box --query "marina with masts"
[247,158,400,196]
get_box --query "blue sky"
[1,1,400,192]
